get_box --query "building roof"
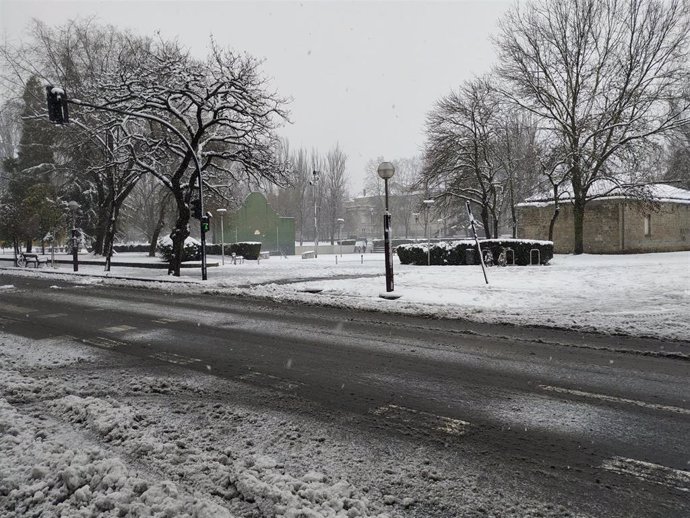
[517,181,690,207]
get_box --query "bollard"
[335,256,338,265]
[361,254,363,264]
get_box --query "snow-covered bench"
[18,253,46,268]
[301,251,315,259]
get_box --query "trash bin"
[465,249,476,265]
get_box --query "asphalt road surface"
[1,273,689,517]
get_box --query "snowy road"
[1,274,689,517]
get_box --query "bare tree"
[421,76,506,238]
[287,147,312,246]
[1,19,147,255]
[496,0,690,253]
[122,174,173,255]
[0,99,22,169]
[90,37,289,275]
[325,144,348,244]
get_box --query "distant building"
[343,193,457,241]
[517,183,690,253]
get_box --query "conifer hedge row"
[396,239,553,266]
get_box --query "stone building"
[517,184,690,253]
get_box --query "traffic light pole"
[53,94,209,280]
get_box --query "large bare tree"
[421,76,506,238]
[0,19,147,255]
[496,0,690,253]
[90,37,289,275]
[325,144,348,244]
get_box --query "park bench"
[230,252,244,265]
[259,251,270,260]
[18,253,46,268]
[301,251,315,259]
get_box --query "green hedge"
[157,237,201,262]
[396,239,553,266]
[112,244,150,253]
[203,242,264,260]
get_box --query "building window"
[644,215,651,237]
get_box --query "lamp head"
[377,162,395,180]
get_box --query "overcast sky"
[1,0,511,194]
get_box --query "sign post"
[466,201,489,285]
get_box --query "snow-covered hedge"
[112,244,150,253]
[206,242,262,260]
[397,239,553,266]
[156,236,201,262]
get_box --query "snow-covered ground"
[1,251,686,516]
[0,332,582,517]
[2,250,688,340]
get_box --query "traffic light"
[46,86,69,124]
[201,215,210,233]
[190,199,202,220]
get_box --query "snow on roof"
[517,181,690,207]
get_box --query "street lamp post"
[337,218,344,257]
[377,162,395,292]
[67,201,80,272]
[217,208,227,265]
[422,199,434,266]
[310,170,320,258]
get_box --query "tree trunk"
[548,207,560,241]
[92,201,110,255]
[480,205,492,239]
[25,239,32,253]
[149,201,168,257]
[573,198,586,254]
[168,192,190,277]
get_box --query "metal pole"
[197,174,208,281]
[72,212,78,272]
[383,178,394,292]
[314,187,318,258]
[220,214,225,265]
[466,201,489,284]
[427,210,430,266]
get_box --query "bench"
[230,253,244,265]
[19,253,46,268]
[259,251,270,260]
[301,251,316,259]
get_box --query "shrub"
[112,243,150,253]
[229,242,262,260]
[157,236,201,262]
[397,239,553,266]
